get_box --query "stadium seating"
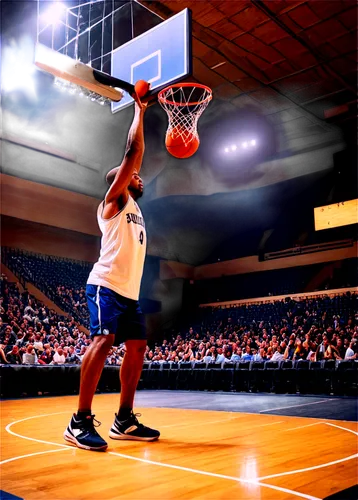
[1,248,357,399]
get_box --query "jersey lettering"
[126,213,145,227]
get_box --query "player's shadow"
[109,439,248,451]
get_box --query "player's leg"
[109,303,160,441]
[64,285,117,451]
[78,333,114,411]
[119,338,147,411]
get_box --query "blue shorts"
[86,285,146,346]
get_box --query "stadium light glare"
[41,3,65,25]
[224,139,258,154]
[54,77,111,106]
[2,38,36,98]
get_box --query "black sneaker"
[64,414,108,451]
[109,412,160,441]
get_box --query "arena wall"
[2,174,355,276]
[1,174,100,236]
[199,286,358,308]
[1,216,100,262]
[194,243,357,280]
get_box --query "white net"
[158,84,212,145]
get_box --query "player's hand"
[133,92,147,112]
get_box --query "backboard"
[111,8,192,113]
[35,1,192,109]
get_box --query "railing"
[1,360,356,398]
[200,286,358,308]
[264,239,354,261]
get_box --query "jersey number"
[139,231,144,245]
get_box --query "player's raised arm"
[105,97,147,210]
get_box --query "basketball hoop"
[158,82,212,158]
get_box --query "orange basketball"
[165,128,200,159]
[134,80,150,98]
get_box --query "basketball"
[134,80,150,98]
[166,128,200,158]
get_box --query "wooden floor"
[1,394,357,500]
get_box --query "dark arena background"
[1,1,357,499]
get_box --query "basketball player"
[64,94,159,451]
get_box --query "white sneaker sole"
[63,430,108,451]
[108,429,159,441]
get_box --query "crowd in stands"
[146,294,358,364]
[0,273,129,367]
[1,274,87,365]
[2,248,91,327]
[1,262,357,369]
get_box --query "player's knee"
[93,333,115,350]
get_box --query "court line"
[252,420,284,427]
[260,399,335,413]
[5,412,73,448]
[3,396,354,423]
[257,421,358,481]
[258,453,358,481]
[283,422,325,432]
[5,411,320,500]
[108,450,320,500]
[4,412,279,443]
[0,448,70,465]
[163,417,284,430]
[324,422,358,436]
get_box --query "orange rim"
[158,82,212,107]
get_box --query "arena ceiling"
[148,0,357,122]
[1,0,358,191]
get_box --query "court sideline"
[1,392,357,500]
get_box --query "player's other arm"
[105,98,146,209]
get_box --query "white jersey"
[87,196,146,300]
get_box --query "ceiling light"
[242,142,248,148]
[231,145,237,151]
[251,139,256,146]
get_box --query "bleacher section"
[2,247,92,327]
